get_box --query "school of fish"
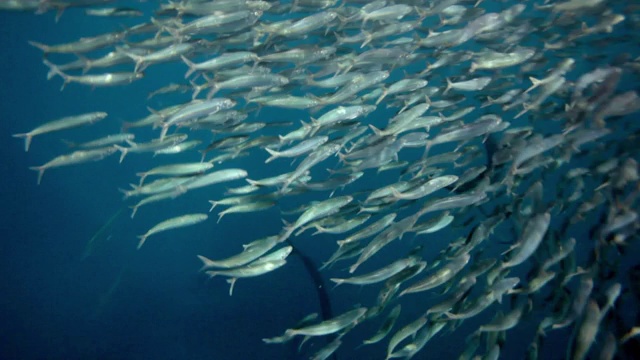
[7,0,640,359]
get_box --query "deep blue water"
[1,2,639,360]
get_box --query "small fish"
[29,146,117,185]
[283,307,367,337]
[137,213,208,249]
[14,111,107,151]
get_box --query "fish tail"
[360,31,373,48]
[481,96,495,108]
[444,77,453,95]
[118,187,131,200]
[136,235,147,249]
[227,278,237,296]
[368,124,384,137]
[206,85,219,100]
[525,76,542,94]
[375,89,388,105]
[42,59,70,90]
[181,55,197,79]
[28,40,50,53]
[120,121,133,132]
[12,133,32,152]
[129,205,138,219]
[136,173,147,186]
[60,138,76,148]
[264,147,280,164]
[348,260,361,274]
[28,166,45,185]
[46,68,57,80]
[196,255,216,272]
[113,144,129,163]
[116,46,146,73]
[245,179,260,187]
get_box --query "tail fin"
[60,139,77,148]
[368,124,384,137]
[136,172,148,186]
[28,40,50,53]
[120,121,133,132]
[181,55,198,79]
[12,133,33,152]
[245,179,260,187]
[196,254,216,272]
[42,59,70,90]
[329,278,345,290]
[136,235,148,250]
[524,77,543,94]
[28,166,45,185]
[116,46,146,73]
[375,88,388,105]
[113,144,129,163]
[118,187,134,200]
[360,31,373,48]
[481,96,495,108]
[129,205,139,219]
[264,147,280,164]
[444,77,453,95]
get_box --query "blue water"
[1,2,639,360]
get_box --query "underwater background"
[1,1,639,359]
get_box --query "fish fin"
[12,133,33,152]
[360,31,372,48]
[118,188,131,200]
[120,120,134,132]
[137,173,147,186]
[28,166,45,185]
[525,77,542,94]
[74,53,91,74]
[116,46,145,73]
[329,278,344,290]
[368,124,384,137]
[136,235,147,249]
[481,96,495,108]
[245,178,260,187]
[208,200,218,212]
[264,147,280,164]
[206,85,219,100]
[227,278,237,296]
[501,243,518,256]
[42,59,70,90]
[444,77,453,95]
[60,138,76,148]
[196,255,215,272]
[515,103,533,119]
[390,188,404,200]
[181,55,197,79]
[113,144,128,163]
[129,205,138,219]
[375,89,388,105]
[348,262,359,274]
[28,40,51,53]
